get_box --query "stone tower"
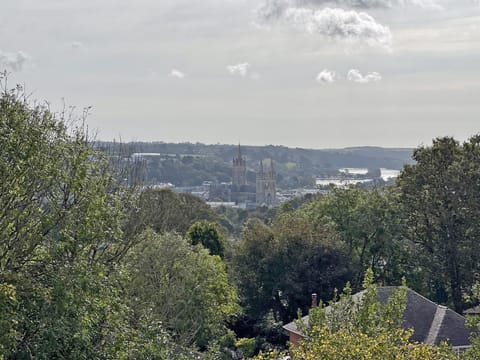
[256,159,276,206]
[232,144,247,187]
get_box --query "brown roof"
[283,287,471,347]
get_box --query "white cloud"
[347,68,382,83]
[0,50,29,72]
[169,69,186,79]
[316,69,337,83]
[285,7,392,48]
[227,62,251,77]
[255,3,392,49]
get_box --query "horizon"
[95,138,418,151]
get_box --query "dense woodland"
[3,81,480,359]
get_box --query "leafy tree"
[215,206,249,240]
[125,188,218,238]
[231,219,275,319]
[254,270,455,360]
[301,187,408,288]
[233,214,351,324]
[463,282,480,360]
[0,80,181,359]
[0,283,16,357]
[397,136,480,312]
[127,231,240,349]
[187,220,225,258]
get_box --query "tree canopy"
[397,136,480,312]
[127,231,239,349]
[186,220,225,258]
[0,81,137,358]
[232,214,351,324]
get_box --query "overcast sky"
[2,0,480,148]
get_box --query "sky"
[1,0,480,149]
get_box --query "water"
[316,179,372,187]
[380,168,400,180]
[338,168,369,175]
[316,168,401,187]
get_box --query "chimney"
[311,293,318,308]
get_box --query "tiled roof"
[283,286,471,347]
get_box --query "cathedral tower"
[232,144,247,187]
[256,159,276,206]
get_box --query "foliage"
[187,220,225,258]
[0,81,193,359]
[397,136,480,312]
[284,327,454,360]
[125,188,218,237]
[232,214,351,324]
[462,282,480,360]
[215,206,249,240]
[0,283,16,357]
[301,187,408,288]
[0,82,138,358]
[127,231,240,350]
[254,270,455,360]
[235,338,257,358]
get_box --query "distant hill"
[95,142,415,188]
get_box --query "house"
[283,287,471,351]
[464,305,480,317]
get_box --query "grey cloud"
[347,68,382,82]
[256,0,442,13]
[255,0,294,25]
[0,50,28,71]
[301,0,442,9]
[283,7,392,48]
[254,0,392,48]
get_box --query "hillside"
[96,142,415,188]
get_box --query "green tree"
[397,136,480,312]
[0,283,16,357]
[0,80,175,359]
[125,188,218,238]
[187,220,225,258]
[233,214,350,324]
[254,271,455,360]
[231,219,275,319]
[463,282,480,360]
[301,187,408,288]
[128,231,240,349]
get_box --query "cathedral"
[256,159,276,206]
[232,144,246,187]
[231,144,276,207]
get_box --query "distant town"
[103,142,412,209]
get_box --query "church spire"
[232,142,247,187]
